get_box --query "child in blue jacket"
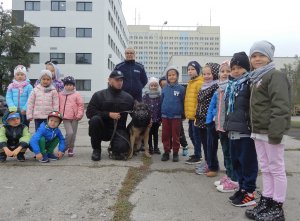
[30,111,65,163]
[161,67,185,162]
[6,65,33,126]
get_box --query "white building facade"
[12,0,129,102]
[128,25,220,78]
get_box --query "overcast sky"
[2,0,300,57]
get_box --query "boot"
[255,200,285,221]
[161,152,170,161]
[245,195,272,220]
[172,153,179,162]
[91,149,101,161]
[149,147,154,155]
[153,147,161,154]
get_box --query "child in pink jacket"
[27,70,59,131]
[59,76,84,157]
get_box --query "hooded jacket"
[30,121,65,154]
[114,60,148,101]
[59,90,84,120]
[161,67,185,119]
[6,82,33,112]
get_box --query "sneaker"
[173,153,179,162]
[216,179,239,193]
[195,162,208,175]
[47,153,58,161]
[245,195,273,220]
[161,152,170,161]
[153,148,161,154]
[149,147,154,155]
[17,153,25,162]
[229,189,243,201]
[68,148,74,157]
[214,175,229,187]
[231,191,256,207]
[182,147,188,156]
[206,170,218,177]
[0,154,7,162]
[39,155,50,163]
[255,200,285,221]
[185,155,201,165]
[91,149,101,161]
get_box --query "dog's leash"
[107,111,132,160]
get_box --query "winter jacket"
[6,83,33,112]
[59,91,84,120]
[26,84,59,120]
[223,79,251,134]
[114,60,148,101]
[161,83,185,119]
[184,76,204,120]
[195,84,218,128]
[206,91,217,124]
[142,94,161,123]
[30,121,65,154]
[250,69,291,144]
[86,86,134,130]
[0,124,31,149]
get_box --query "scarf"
[201,80,218,91]
[63,88,76,95]
[218,80,228,92]
[147,90,160,98]
[44,84,55,93]
[225,73,249,115]
[7,80,29,95]
[249,62,275,84]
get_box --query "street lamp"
[159,21,167,75]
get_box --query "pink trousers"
[255,139,287,203]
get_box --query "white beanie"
[14,65,27,77]
[39,69,52,80]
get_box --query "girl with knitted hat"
[6,65,33,126]
[142,77,162,155]
[27,70,59,131]
[245,41,290,221]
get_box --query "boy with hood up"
[161,67,185,162]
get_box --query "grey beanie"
[249,40,275,61]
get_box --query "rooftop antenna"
[138,12,141,25]
[134,8,137,25]
[210,8,211,26]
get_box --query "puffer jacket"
[26,84,59,119]
[59,91,84,120]
[184,76,204,120]
[30,121,65,154]
[6,83,33,112]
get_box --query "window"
[30,53,40,64]
[33,27,40,37]
[50,27,65,37]
[51,1,66,11]
[50,53,65,64]
[75,80,91,91]
[76,2,92,11]
[76,53,92,64]
[76,28,92,38]
[25,1,40,11]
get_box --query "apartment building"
[128,25,220,78]
[12,0,129,102]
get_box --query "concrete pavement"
[0,116,300,220]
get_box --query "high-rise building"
[128,25,220,78]
[12,0,129,102]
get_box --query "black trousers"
[148,122,160,149]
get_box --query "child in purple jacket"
[142,77,161,154]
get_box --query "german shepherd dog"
[127,102,152,159]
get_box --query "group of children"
[142,40,289,221]
[0,62,84,163]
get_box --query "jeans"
[188,120,202,159]
[180,120,188,147]
[219,131,236,181]
[34,119,47,131]
[199,128,207,161]
[206,122,219,171]
[230,137,258,193]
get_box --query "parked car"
[0,95,8,116]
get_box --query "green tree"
[0,8,37,94]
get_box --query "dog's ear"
[134,100,140,106]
